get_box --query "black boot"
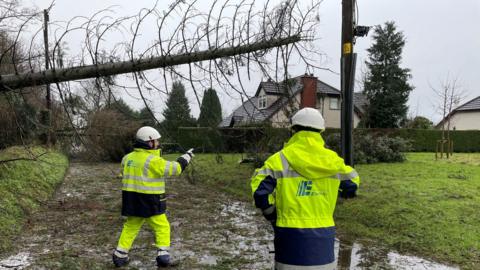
[156,249,170,267]
[112,249,129,267]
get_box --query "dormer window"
[258,95,267,109]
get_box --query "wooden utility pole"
[340,0,357,166]
[43,9,51,145]
[43,10,50,109]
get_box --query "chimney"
[300,74,317,108]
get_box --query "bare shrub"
[0,101,20,148]
[83,109,141,162]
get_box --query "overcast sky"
[30,0,480,123]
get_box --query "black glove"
[339,180,358,199]
[262,206,276,226]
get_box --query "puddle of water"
[219,202,458,270]
[388,252,458,270]
[198,254,218,265]
[336,240,459,270]
[0,252,31,270]
[0,165,460,270]
[221,201,258,230]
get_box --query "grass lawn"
[176,152,480,269]
[0,146,69,253]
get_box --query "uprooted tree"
[0,0,322,159]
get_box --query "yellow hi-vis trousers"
[116,214,170,252]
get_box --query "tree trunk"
[0,35,300,91]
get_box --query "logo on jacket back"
[296,180,323,196]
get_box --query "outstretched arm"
[165,149,194,176]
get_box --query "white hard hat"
[291,107,325,130]
[136,126,161,141]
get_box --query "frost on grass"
[0,252,31,270]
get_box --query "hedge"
[353,129,480,152]
[173,126,480,153]
[299,128,479,152]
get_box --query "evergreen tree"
[138,107,156,126]
[106,98,139,119]
[161,81,195,140]
[197,88,223,152]
[404,116,433,129]
[363,21,413,128]
[198,88,222,127]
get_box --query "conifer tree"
[161,81,195,140]
[138,107,156,126]
[197,88,223,152]
[363,21,413,128]
[198,88,222,127]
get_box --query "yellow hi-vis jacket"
[251,131,360,268]
[122,148,182,194]
[121,148,182,217]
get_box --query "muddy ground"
[0,162,459,270]
[0,162,274,270]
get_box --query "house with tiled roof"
[219,75,367,128]
[436,96,480,130]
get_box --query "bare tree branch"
[431,74,468,138]
[1,35,301,90]
[0,0,323,160]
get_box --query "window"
[329,97,340,110]
[317,96,325,111]
[258,95,267,109]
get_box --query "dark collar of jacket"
[133,148,162,156]
[133,140,162,156]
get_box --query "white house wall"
[318,96,361,128]
[443,111,480,130]
[257,88,279,109]
[322,96,341,128]
[269,94,361,128]
[270,93,301,128]
[353,113,360,127]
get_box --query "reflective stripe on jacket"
[251,131,360,267]
[120,148,182,217]
[122,148,182,195]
